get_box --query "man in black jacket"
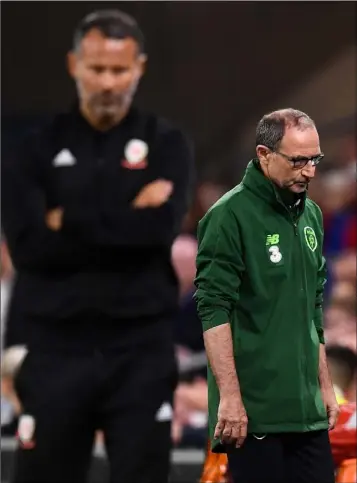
[2,9,194,483]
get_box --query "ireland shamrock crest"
[304,226,317,252]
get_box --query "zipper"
[273,190,299,234]
[295,213,315,425]
[274,189,312,423]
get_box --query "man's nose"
[100,72,116,90]
[302,162,316,179]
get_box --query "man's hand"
[318,344,340,431]
[132,179,173,208]
[214,394,248,448]
[322,388,340,431]
[46,208,63,231]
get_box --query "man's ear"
[256,145,270,167]
[67,51,77,79]
[136,53,148,79]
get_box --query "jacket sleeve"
[2,139,82,272]
[314,207,327,344]
[62,129,194,247]
[194,204,244,331]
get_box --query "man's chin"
[96,106,119,118]
[93,107,123,127]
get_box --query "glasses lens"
[293,159,308,169]
[293,155,323,168]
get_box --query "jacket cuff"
[201,310,230,331]
[315,327,325,344]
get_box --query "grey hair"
[256,108,316,151]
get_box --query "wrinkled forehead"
[280,126,321,157]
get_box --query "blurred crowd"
[1,133,356,456]
[309,135,356,354]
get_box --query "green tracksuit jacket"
[195,159,328,452]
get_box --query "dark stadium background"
[2,1,355,181]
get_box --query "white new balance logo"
[52,149,76,167]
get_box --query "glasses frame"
[272,150,324,170]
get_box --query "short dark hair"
[255,108,316,151]
[73,9,145,54]
[326,344,357,385]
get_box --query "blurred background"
[1,2,356,482]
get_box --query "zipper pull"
[293,223,298,235]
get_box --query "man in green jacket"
[195,108,339,483]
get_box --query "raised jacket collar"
[242,159,306,220]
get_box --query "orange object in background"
[200,441,229,483]
[335,458,357,483]
[330,402,357,468]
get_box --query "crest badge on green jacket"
[304,226,317,252]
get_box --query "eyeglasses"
[273,150,324,170]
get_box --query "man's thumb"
[328,409,337,430]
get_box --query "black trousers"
[227,430,335,483]
[12,330,177,483]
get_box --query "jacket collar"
[242,159,306,217]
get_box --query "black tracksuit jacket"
[2,106,194,349]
